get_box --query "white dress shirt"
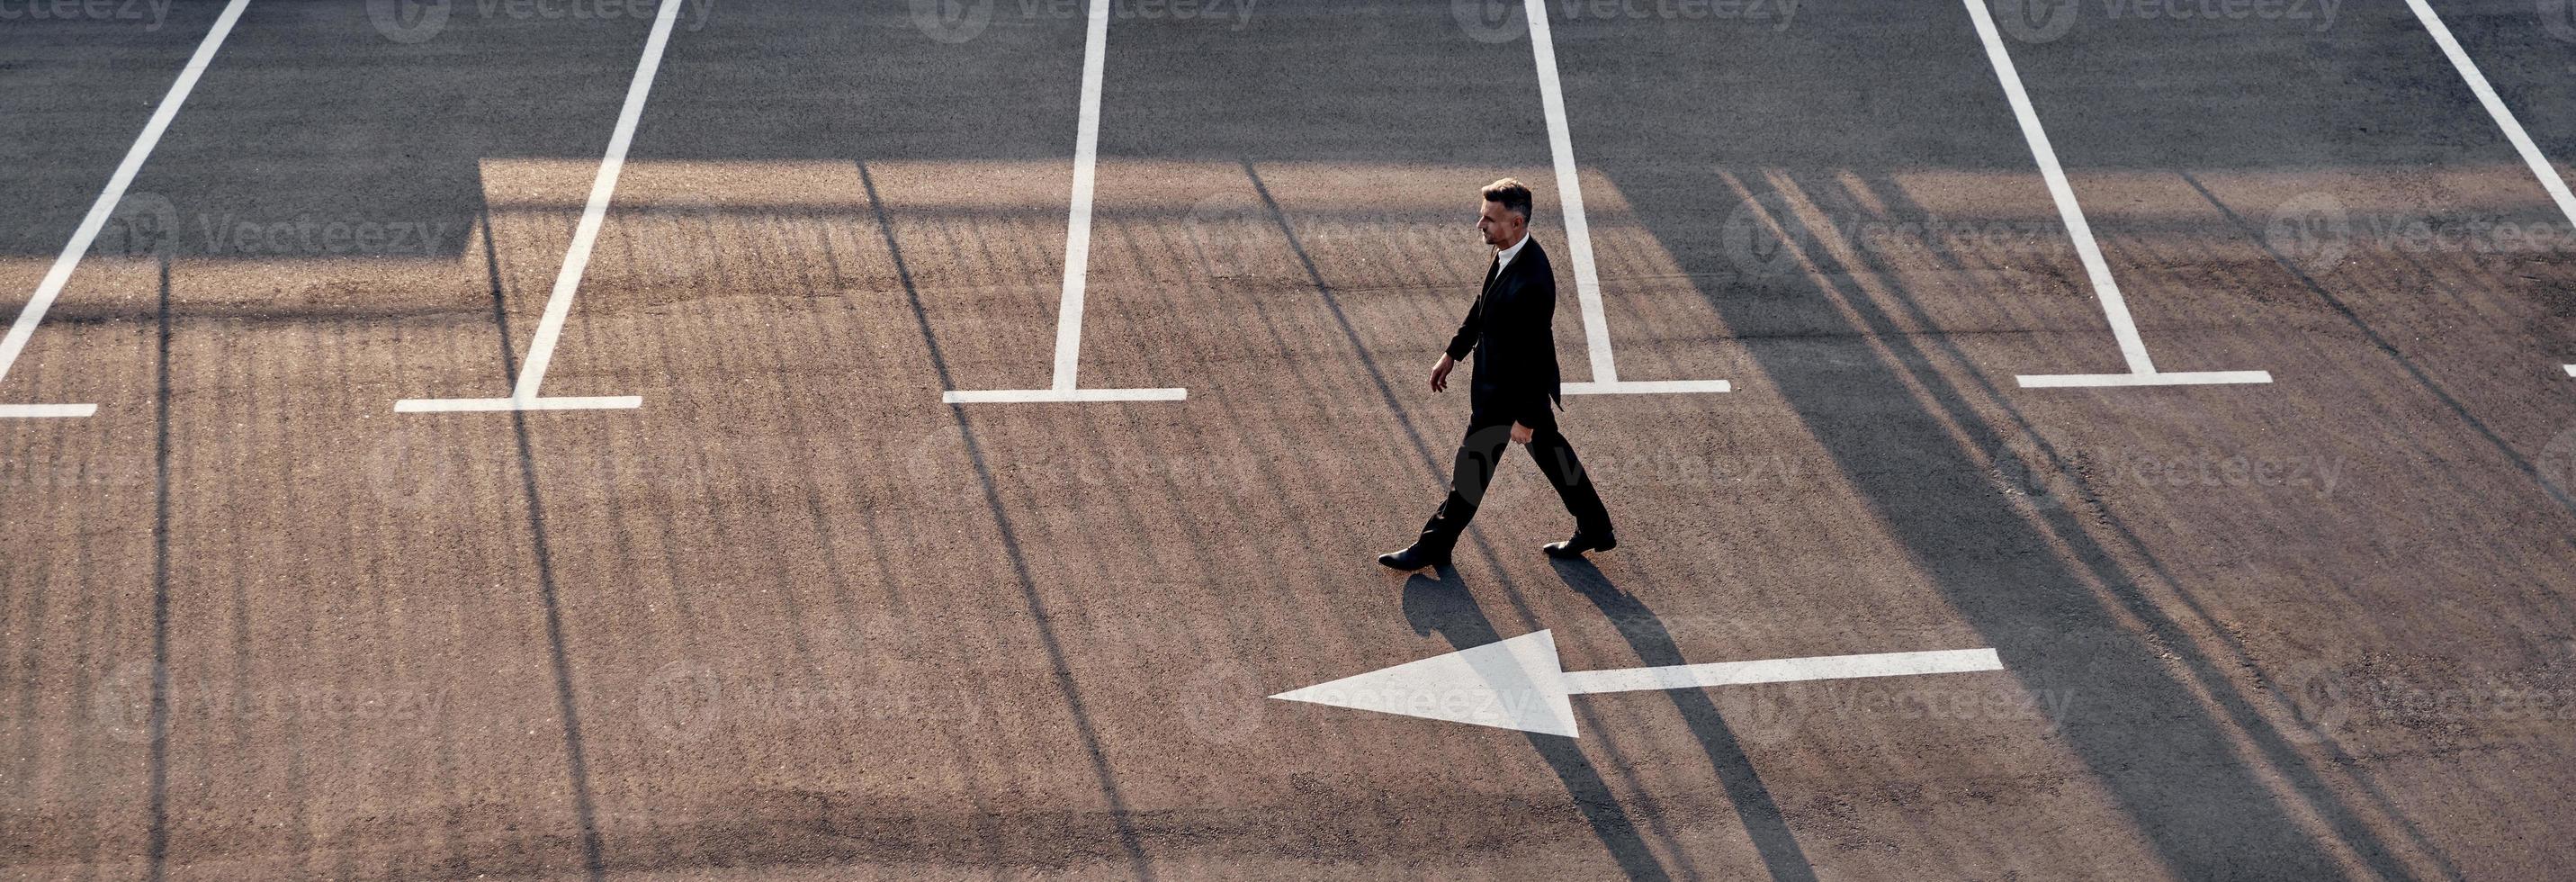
[1492,233,1530,277]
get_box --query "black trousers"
[1415,415,1612,551]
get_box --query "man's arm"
[1433,288,1484,392]
[1444,291,1483,363]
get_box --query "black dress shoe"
[1378,544,1450,571]
[1542,531,1617,558]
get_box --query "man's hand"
[1431,355,1456,392]
[1511,421,1533,445]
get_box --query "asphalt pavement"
[5,0,2576,878]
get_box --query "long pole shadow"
[478,202,610,881]
[1240,161,1447,467]
[1547,560,1817,882]
[145,240,175,882]
[860,160,1156,879]
[1398,569,1674,882]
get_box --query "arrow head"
[1270,630,1580,737]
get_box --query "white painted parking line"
[2395,0,2576,378]
[1958,0,2272,390]
[1558,647,2005,694]
[1560,379,1731,395]
[942,0,1184,406]
[941,388,1187,404]
[1521,0,1728,397]
[2016,371,2276,388]
[1272,629,2004,737]
[394,0,686,414]
[0,403,104,418]
[393,395,644,413]
[0,0,254,420]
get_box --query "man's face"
[1477,199,1525,249]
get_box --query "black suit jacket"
[1445,238,1564,428]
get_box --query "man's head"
[1478,178,1533,249]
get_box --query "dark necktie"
[1482,255,1501,293]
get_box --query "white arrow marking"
[1270,630,2004,737]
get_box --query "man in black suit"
[1380,178,1615,571]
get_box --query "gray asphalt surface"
[6,0,2576,878]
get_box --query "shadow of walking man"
[1548,559,1819,882]
[1397,566,1820,881]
